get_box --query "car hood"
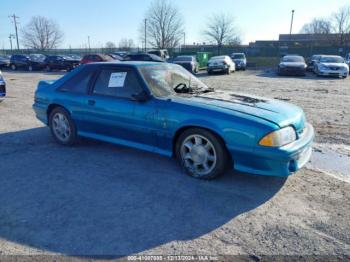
[174,91,305,131]
[232,59,245,62]
[280,62,305,67]
[320,62,348,68]
[174,61,191,64]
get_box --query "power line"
[9,14,20,50]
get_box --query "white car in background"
[207,55,235,75]
[315,55,349,78]
[345,53,350,66]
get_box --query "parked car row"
[278,54,349,78]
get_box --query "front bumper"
[279,67,306,75]
[229,123,315,177]
[318,68,348,77]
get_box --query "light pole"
[87,36,91,52]
[9,34,15,51]
[144,19,147,52]
[289,10,295,40]
[183,32,186,47]
[9,14,20,50]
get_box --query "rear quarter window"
[58,66,95,94]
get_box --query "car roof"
[84,61,167,67]
[319,55,342,58]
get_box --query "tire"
[208,70,212,75]
[45,65,51,72]
[28,65,33,71]
[226,68,231,75]
[10,64,16,71]
[49,107,77,145]
[175,128,229,180]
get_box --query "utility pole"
[183,32,186,47]
[87,36,91,52]
[144,19,147,52]
[9,34,15,50]
[9,14,20,50]
[289,10,295,40]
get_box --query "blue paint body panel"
[32,62,314,177]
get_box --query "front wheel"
[49,107,77,145]
[28,65,33,71]
[175,128,229,180]
[10,64,16,71]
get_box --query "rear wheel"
[45,65,51,72]
[28,65,33,71]
[10,64,16,71]
[226,68,231,75]
[175,128,228,180]
[49,107,77,145]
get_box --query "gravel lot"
[0,70,349,259]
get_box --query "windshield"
[320,56,344,63]
[282,56,305,63]
[174,56,192,62]
[30,54,46,62]
[231,54,245,59]
[209,56,226,61]
[139,64,211,97]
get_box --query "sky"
[0,0,349,49]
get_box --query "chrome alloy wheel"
[52,112,71,143]
[180,134,217,176]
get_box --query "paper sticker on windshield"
[108,72,127,88]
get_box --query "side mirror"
[131,90,149,102]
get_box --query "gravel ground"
[0,70,349,259]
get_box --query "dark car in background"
[44,55,81,72]
[230,53,247,70]
[0,71,6,101]
[277,55,307,76]
[124,53,165,62]
[307,54,322,72]
[80,54,114,64]
[10,54,46,71]
[173,56,199,73]
[108,54,124,60]
[0,55,10,69]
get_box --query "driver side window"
[92,68,143,99]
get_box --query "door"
[83,66,158,148]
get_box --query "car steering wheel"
[174,83,189,93]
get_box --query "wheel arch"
[172,125,232,164]
[47,103,71,120]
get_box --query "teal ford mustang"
[33,62,314,179]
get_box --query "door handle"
[87,99,95,106]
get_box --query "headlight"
[319,64,328,70]
[259,126,297,147]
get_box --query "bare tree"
[22,16,63,50]
[141,0,184,49]
[105,41,116,49]
[300,18,332,34]
[331,5,350,45]
[118,38,134,50]
[203,13,241,54]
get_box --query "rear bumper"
[229,123,314,177]
[0,83,6,98]
[32,102,48,125]
[208,65,228,72]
